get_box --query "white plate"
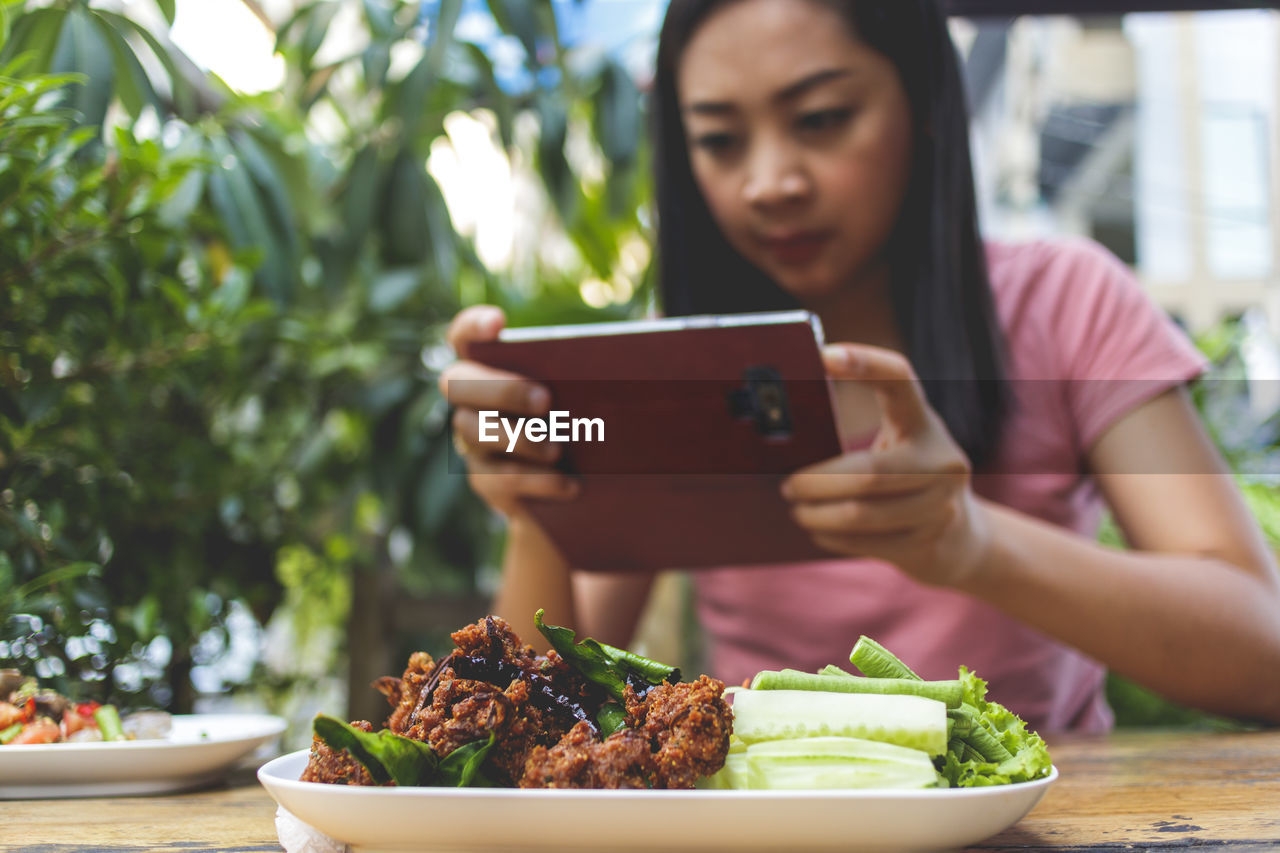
[0,713,286,799]
[258,749,1057,853]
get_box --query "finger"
[810,532,922,563]
[824,344,928,437]
[453,407,561,464]
[809,526,943,560]
[465,455,580,501]
[790,485,952,535]
[440,361,551,416]
[783,445,951,501]
[446,305,506,357]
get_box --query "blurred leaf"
[487,0,540,68]
[92,10,161,120]
[361,40,390,89]
[379,146,429,265]
[362,0,395,39]
[425,0,462,76]
[415,438,463,535]
[594,59,640,167]
[396,387,440,461]
[229,127,302,265]
[316,141,382,292]
[156,132,207,225]
[300,2,339,70]
[4,562,98,610]
[0,7,66,71]
[19,382,62,425]
[205,157,254,251]
[536,91,574,222]
[95,9,195,118]
[360,374,414,418]
[421,166,457,289]
[211,266,251,314]
[274,2,307,48]
[1106,673,1247,731]
[460,42,513,146]
[129,596,159,639]
[154,0,175,27]
[604,159,639,221]
[207,133,292,303]
[0,3,9,55]
[49,6,114,130]
[368,267,421,313]
[393,50,433,139]
[1241,481,1280,545]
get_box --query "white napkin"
[274,805,350,853]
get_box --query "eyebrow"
[684,67,855,116]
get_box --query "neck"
[804,259,903,352]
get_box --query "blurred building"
[963,10,1280,334]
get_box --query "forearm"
[961,499,1280,723]
[491,516,656,651]
[492,516,575,645]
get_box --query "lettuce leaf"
[936,667,1051,787]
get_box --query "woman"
[442,0,1280,730]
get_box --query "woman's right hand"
[439,305,580,520]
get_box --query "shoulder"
[984,236,1204,383]
[985,237,1206,451]
[984,236,1138,321]
[984,237,1140,381]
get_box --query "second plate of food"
[1,714,287,798]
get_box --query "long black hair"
[652,0,1009,468]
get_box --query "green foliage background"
[0,0,649,724]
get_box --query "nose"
[742,137,810,208]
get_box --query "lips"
[759,230,832,266]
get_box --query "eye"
[796,107,853,134]
[691,131,742,156]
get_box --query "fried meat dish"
[302,616,732,789]
[520,675,732,789]
[299,719,376,786]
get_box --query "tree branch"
[237,0,276,34]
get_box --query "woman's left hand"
[781,343,990,588]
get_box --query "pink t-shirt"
[693,238,1207,733]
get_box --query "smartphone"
[465,310,842,570]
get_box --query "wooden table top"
[5,728,1278,852]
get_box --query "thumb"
[447,305,506,358]
[823,343,929,437]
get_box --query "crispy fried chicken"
[301,615,732,789]
[300,719,377,786]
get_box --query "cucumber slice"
[745,736,941,790]
[731,689,948,756]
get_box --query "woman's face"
[677,0,914,304]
